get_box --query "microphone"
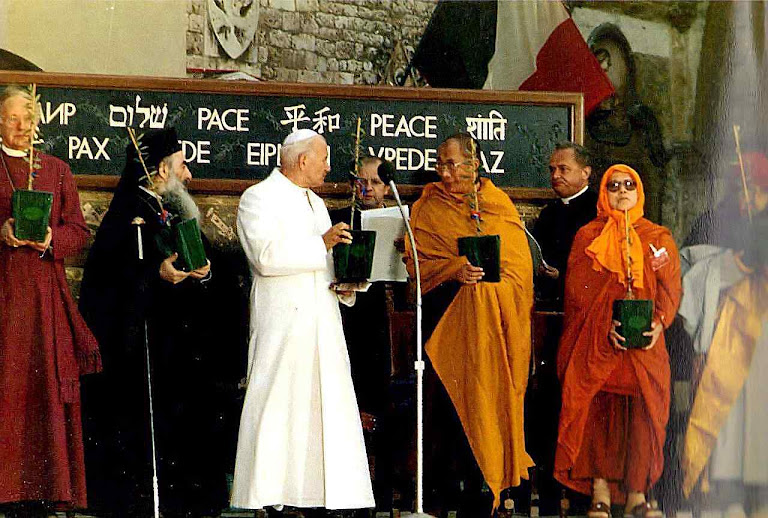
[378,159,426,514]
[376,159,408,225]
[376,159,395,184]
[377,160,399,198]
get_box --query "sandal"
[625,501,663,518]
[588,501,612,518]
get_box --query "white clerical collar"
[561,185,589,205]
[139,185,163,202]
[1,144,27,158]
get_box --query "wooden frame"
[0,70,583,201]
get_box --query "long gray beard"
[162,175,201,223]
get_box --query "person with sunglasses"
[554,164,681,518]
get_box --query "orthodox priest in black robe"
[78,128,247,518]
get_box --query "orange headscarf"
[585,164,646,291]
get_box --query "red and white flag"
[483,1,614,115]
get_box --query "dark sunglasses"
[606,179,637,192]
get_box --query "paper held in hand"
[360,205,410,282]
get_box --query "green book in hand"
[173,218,207,272]
[612,298,654,349]
[457,234,501,283]
[333,229,376,282]
[12,189,53,243]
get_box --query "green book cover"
[173,218,207,272]
[12,189,53,243]
[612,298,654,349]
[457,234,501,282]
[333,229,376,282]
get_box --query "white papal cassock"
[231,169,374,510]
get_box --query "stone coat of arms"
[208,0,260,59]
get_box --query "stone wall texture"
[188,0,437,84]
[184,0,713,241]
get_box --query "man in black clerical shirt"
[527,142,597,516]
[532,141,598,311]
[329,156,392,418]
[329,156,406,513]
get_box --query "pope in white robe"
[231,129,375,511]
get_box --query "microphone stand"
[132,217,161,518]
[386,180,426,515]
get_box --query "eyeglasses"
[606,179,637,192]
[1,116,33,129]
[434,160,473,174]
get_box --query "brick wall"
[187,0,437,84]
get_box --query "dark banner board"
[0,72,583,196]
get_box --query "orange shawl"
[405,179,534,508]
[586,164,646,291]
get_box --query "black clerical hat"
[129,127,182,171]
[122,127,182,186]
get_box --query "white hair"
[280,135,322,171]
[0,85,35,124]
[0,85,32,108]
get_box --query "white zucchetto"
[282,128,321,146]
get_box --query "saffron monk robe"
[554,164,681,518]
[404,133,534,517]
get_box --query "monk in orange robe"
[554,165,681,517]
[405,133,534,515]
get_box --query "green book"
[173,218,208,272]
[333,229,376,282]
[612,298,654,349]
[12,189,53,243]
[457,234,501,283]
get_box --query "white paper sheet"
[361,206,410,282]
